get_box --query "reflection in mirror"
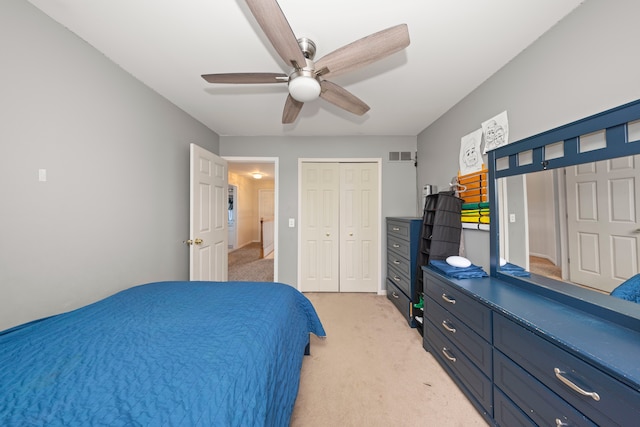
[499,154,640,296]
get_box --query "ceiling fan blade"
[245,0,308,69]
[320,81,370,116]
[201,73,287,84]
[282,94,303,124]
[315,24,410,78]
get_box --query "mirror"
[499,154,640,296]
[488,100,640,324]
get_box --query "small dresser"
[385,217,421,326]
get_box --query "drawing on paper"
[459,128,484,175]
[482,111,509,154]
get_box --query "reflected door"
[566,155,640,292]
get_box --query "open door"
[189,144,228,281]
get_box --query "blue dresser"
[423,266,640,426]
[385,217,421,327]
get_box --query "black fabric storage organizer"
[415,191,463,314]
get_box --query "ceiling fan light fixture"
[288,73,321,102]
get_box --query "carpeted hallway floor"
[228,242,274,282]
[290,292,488,427]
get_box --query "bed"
[0,281,325,426]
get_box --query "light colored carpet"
[228,243,274,282]
[291,293,488,427]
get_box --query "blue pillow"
[610,274,640,303]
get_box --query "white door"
[300,163,340,292]
[339,163,379,292]
[258,189,274,223]
[259,189,275,255]
[299,162,379,292]
[189,143,228,281]
[565,154,640,292]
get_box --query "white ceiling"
[27,0,584,137]
[226,160,275,181]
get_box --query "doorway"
[224,157,278,282]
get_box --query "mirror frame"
[488,99,640,329]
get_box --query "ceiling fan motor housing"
[297,37,316,60]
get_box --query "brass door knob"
[194,238,203,245]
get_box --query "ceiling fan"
[201,0,410,124]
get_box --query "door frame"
[297,158,383,294]
[224,156,279,281]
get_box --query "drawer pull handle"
[441,294,456,304]
[393,260,401,265]
[441,347,456,362]
[553,368,600,401]
[392,243,400,248]
[391,292,400,299]
[392,227,400,231]
[441,320,456,333]
[393,276,401,282]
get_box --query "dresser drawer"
[425,296,492,376]
[387,234,412,260]
[386,280,412,324]
[424,271,492,341]
[387,248,413,278]
[387,219,414,241]
[424,320,492,413]
[493,387,537,427]
[494,350,596,427]
[494,314,640,427]
[387,263,411,296]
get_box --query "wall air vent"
[388,151,414,162]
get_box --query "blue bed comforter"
[0,281,325,426]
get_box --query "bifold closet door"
[300,162,378,292]
[339,162,379,292]
[300,163,340,292]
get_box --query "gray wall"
[0,0,220,330]
[220,136,418,287]
[417,0,640,271]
